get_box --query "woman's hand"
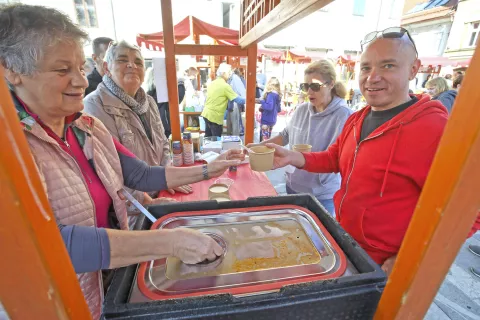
[208,158,241,178]
[264,143,306,169]
[167,185,193,195]
[216,149,245,162]
[169,228,224,264]
[143,193,177,205]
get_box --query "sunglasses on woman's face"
[360,27,418,57]
[300,82,329,92]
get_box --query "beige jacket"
[84,84,171,227]
[18,108,128,320]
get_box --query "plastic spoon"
[121,188,157,223]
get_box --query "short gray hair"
[0,4,88,75]
[216,62,232,77]
[104,40,143,69]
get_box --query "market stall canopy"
[136,15,281,60]
[136,15,239,50]
[419,56,471,67]
[272,50,311,64]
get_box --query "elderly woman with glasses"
[0,4,243,319]
[201,63,246,137]
[248,60,352,215]
[83,41,192,223]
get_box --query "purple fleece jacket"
[260,91,281,126]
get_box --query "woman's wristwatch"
[202,164,209,180]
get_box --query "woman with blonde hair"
[425,77,457,113]
[248,59,353,215]
[256,77,282,141]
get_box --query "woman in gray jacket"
[249,60,352,215]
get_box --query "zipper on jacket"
[62,138,93,184]
[337,126,384,220]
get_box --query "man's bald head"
[359,36,421,111]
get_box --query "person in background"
[179,67,199,107]
[83,41,192,227]
[453,74,464,91]
[85,36,113,97]
[226,68,246,136]
[421,74,431,88]
[256,65,267,98]
[143,67,171,138]
[256,77,282,142]
[425,77,457,113]
[84,57,95,76]
[249,60,352,215]
[262,28,477,275]
[201,63,246,137]
[444,73,453,88]
[0,4,245,319]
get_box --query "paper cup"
[208,183,230,200]
[293,144,312,152]
[248,146,274,172]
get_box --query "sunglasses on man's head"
[300,82,330,92]
[360,27,418,57]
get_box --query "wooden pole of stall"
[374,46,480,319]
[161,0,181,141]
[245,44,257,144]
[0,68,91,319]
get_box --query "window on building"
[465,21,479,47]
[74,0,98,28]
[222,2,231,28]
[353,0,366,16]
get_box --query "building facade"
[444,0,480,62]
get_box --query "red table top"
[158,163,277,201]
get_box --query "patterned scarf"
[102,75,149,115]
[103,75,153,142]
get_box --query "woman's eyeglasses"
[360,27,418,57]
[300,82,330,92]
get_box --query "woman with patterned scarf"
[84,41,193,227]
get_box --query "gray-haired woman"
[0,4,243,319]
[201,63,247,137]
[83,41,192,221]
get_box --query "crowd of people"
[1,4,479,319]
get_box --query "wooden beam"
[245,44,257,144]
[239,0,333,48]
[174,44,248,56]
[374,46,480,319]
[0,68,91,319]
[161,0,181,141]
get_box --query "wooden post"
[0,68,91,319]
[374,46,480,319]
[161,0,181,141]
[245,43,257,144]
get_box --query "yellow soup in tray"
[165,219,321,280]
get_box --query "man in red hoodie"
[267,28,452,275]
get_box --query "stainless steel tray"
[138,208,346,297]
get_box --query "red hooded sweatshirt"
[303,94,452,264]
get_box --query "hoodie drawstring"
[380,123,403,197]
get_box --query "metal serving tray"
[137,205,347,300]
